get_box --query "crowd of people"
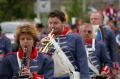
[0,3,120,79]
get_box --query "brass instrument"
[39,29,54,53]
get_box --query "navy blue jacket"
[0,35,12,54]
[51,33,90,79]
[0,52,54,79]
[102,25,118,62]
[85,41,112,77]
[86,41,112,77]
[95,42,112,71]
[67,33,90,79]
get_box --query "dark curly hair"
[48,10,66,22]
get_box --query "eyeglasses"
[83,30,92,34]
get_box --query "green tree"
[66,0,89,23]
[66,0,86,24]
[0,0,35,22]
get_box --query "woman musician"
[79,23,113,79]
[0,24,54,79]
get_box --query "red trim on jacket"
[5,52,16,57]
[101,66,110,74]
[113,63,119,70]
[60,26,70,36]
[33,72,44,79]
[18,47,38,60]
[85,38,92,45]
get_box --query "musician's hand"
[101,71,109,77]
[40,36,50,47]
[29,73,34,79]
[20,66,33,78]
[112,62,119,77]
[112,69,119,77]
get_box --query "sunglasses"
[83,30,92,34]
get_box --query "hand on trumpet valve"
[39,29,54,53]
[40,36,50,47]
[40,29,54,48]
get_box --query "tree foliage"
[0,0,36,22]
[66,0,83,23]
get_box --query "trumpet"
[39,29,54,53]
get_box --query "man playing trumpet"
[40,10,90,79]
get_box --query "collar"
[59,26,70,37]
[85,38,92,45]
[18,47,38,60]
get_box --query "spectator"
[36,23,47,49]
[107,17,119,35]
[70,24,78,33]
[74,18,84,33]
[0,25,12,62]
[36,23,47,40]
[103,3,118,26]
